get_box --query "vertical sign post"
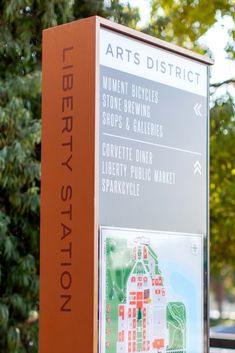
[40,16,213,353]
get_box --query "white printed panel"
[100,28,207,96]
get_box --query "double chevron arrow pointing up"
[194,161,202,175]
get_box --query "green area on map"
[104,236,186,353]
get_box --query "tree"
[145,0,234,49]
[73,0,140,27]
[0,1,140,352]
[210,95,235,272]
[146,0,235,313]
[209,93,235,314]
[0,2,75,352]
[0,0,234,351]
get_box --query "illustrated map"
[99,228,203,353]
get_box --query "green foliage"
[0,0,235,351]
[147,0,235,275]
[210,95,235,272]
[146,0,234,50]
[73,0,140,27]
[0,1,140,352]
[0,1,73,352]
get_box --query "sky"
[200,15,235,84]
[126,0,235,86]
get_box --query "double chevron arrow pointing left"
[194,103,202,116]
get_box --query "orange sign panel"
[40,16,212,353]
[40,17,97,353]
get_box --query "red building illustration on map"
[116,242,167,353]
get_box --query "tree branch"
[211,79,235,88]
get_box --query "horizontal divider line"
[102,132,202,156]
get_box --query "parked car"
[211,325,235,334]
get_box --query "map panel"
[99,227,203,353]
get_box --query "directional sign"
[98,27,210,353]
[99,28,208,235]
[40,17,211,353]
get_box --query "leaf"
[7,326,20,353]
[0,304,9,330]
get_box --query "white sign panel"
[99,28,208,234]
[100,29,207,97]
[98,26,209,353]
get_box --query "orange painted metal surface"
[40,17,97,353]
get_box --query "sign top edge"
[42,15,213,65]
[96,16,214,66]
